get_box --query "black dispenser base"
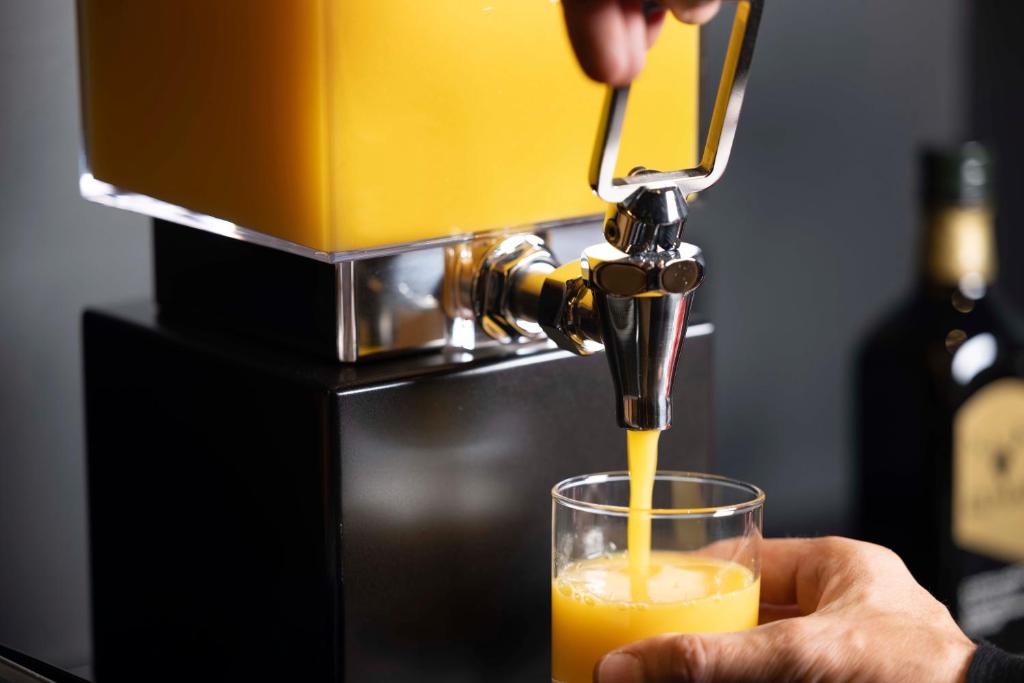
[83,302,711,682]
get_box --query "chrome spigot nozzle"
[466,187,702,431]
[585,187,703,430]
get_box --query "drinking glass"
[551,471,765,683]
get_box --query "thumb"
[594,619,807,683]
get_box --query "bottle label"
[954,378,1024,561]
[954,379,1024,637]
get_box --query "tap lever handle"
[590,0,764,205]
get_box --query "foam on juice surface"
[558,553,749,605]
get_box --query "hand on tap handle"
[561,0,721,85]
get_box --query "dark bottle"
[858,143,1024,651]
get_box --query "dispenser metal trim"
[336,261,358,363]
[153,218,611,363]
[83,170,601,264]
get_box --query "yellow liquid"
[78,1,699,253]
[626,429,661,601]
[551,553,759,683]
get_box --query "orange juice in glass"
[551,472,764,683]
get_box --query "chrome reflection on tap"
[474,235,558,343]
[583,239,703,431]
[471,185,703,431]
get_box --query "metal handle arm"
[589,0,764,204]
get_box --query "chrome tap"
[467,0,762,430]
[468,180,703,431]
[584,183,703,430]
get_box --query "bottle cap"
[922,142,993,207]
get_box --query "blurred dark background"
[1,0,1022,673]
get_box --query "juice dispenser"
[77,2,761,681]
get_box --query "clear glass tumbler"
[551,471,765,683]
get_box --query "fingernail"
[595,652,643,683]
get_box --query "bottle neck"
[920,204,997,291]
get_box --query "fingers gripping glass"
[590,0,765,204]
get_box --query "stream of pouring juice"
[551,430,759,683]
[626,430,659,600]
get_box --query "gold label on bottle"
[954,379,1024,562]
[926,207,997,287]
